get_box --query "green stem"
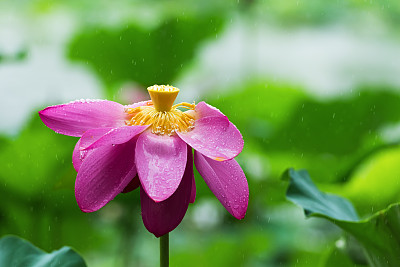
[160,233,169,267]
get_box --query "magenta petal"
[141,146,193,237]
[122,175,141,193]
[177,116,244,161]
[195,101,227,119]
[124,100,152,109]
[39,100,126,137]
[187,149,196,203]
[136,131,187,202]
[82,125,148,150]
[194,150,249,219]
[72,139,83,172]
[189,174,196,204]
[80,127,114,148]
[73,127,112,172]
[75,139,137,212]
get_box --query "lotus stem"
[160,233,169,267]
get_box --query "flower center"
[125,85,195,136]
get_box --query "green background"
[1,0,400,266]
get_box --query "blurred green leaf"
[283,168,400,266]
[68,16,224,96]
[269,90,400,156]
[208,85,400,183]
[205,81,307,139]
[171,227,271,267]
[253,0,400,29]
[326,145,400,215]
[0,114,76,196]
[282,169,358,221]
[322,245,366,267]
[0,114,104,252]
[0,235,86,267]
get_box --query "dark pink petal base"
[141,146,193,237]
[122,175,141,193]
[189,174,196,204]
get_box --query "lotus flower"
[39,85,248,237]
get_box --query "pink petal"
[177,116,244,161]
[39,100,126,137]
[141,146,193,237]
[82,125,148,150]
[124,100,152,109]
[75,139,137,212]
[135,131,187,202]
[190,173,196,204]
[72,139,84,172]
[72,127,113,172]
[194,150,248,219]
[195,101,227,120]
[80,127,114,148]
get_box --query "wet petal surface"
[73,127,113,172]
[75,139,137,212]
[177,116,243,161]
[80,127,114,149]
[136,131,187,202]
[194,150,248,219]
[72,139,86,172]
[39,100,126,137]
[195,101,227,120]
[82,125,148,150]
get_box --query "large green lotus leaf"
[68,16,224,96]
[282,168,400,266]
[282,169,359,221]
[0,235,86,267]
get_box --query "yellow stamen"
[125,85,195,136]
[172,102,196,110]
